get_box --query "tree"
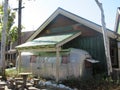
[0,4,17,44]
[0,1,17,78]
[0,5,3,40]
[9,26,18,43]
[1,0,8,78]
[95,0,112,76]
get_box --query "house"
[5,30,35,68]
[16,8,119,81]
[114,7,120,68]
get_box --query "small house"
[16,8,119,81]
[0,31,35,68]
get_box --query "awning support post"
[56,47,60,82]
[17,51,21,74]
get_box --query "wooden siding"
[62,35,107,72]
[35,14,78,38]
[35,15,100,38]
[33,14,118,72]
[34,14,108,72]
[45,14,77,29]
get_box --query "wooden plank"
[56,32,81,47]
[18,48,61,52]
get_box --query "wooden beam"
[17,48,61,52]
[56,32,81,47]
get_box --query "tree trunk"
[1,0,8,77]
[95,0,112,75]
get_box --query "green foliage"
[0,5,3,38]
[0,4,18,43]
[9,26,18,43]
[0,5,3,16]
[7,10,15,32]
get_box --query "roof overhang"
[16,31,81,52]
[27,8,117,41]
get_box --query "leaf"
[0,4,18,42]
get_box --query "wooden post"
[18,0,22,45]
[30,60,32,73]
[95,0,112,75]
[118,48,120,68]
[56,47,60,82]
[18,51,21,74]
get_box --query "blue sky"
[6,0,120,31]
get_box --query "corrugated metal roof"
[16,31,80,50]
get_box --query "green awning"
[16,31,81,51]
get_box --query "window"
[30,55,36,63]
[61,55,69,64]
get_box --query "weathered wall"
[33,14,118,72]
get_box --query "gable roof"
[27,7,117,41]
[114,7,120,33]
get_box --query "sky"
[1,0,120,32]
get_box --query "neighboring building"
[5,30,35,68]
[114,7,120,68]
[16,8,119,80]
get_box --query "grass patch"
[5,67,18,77]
